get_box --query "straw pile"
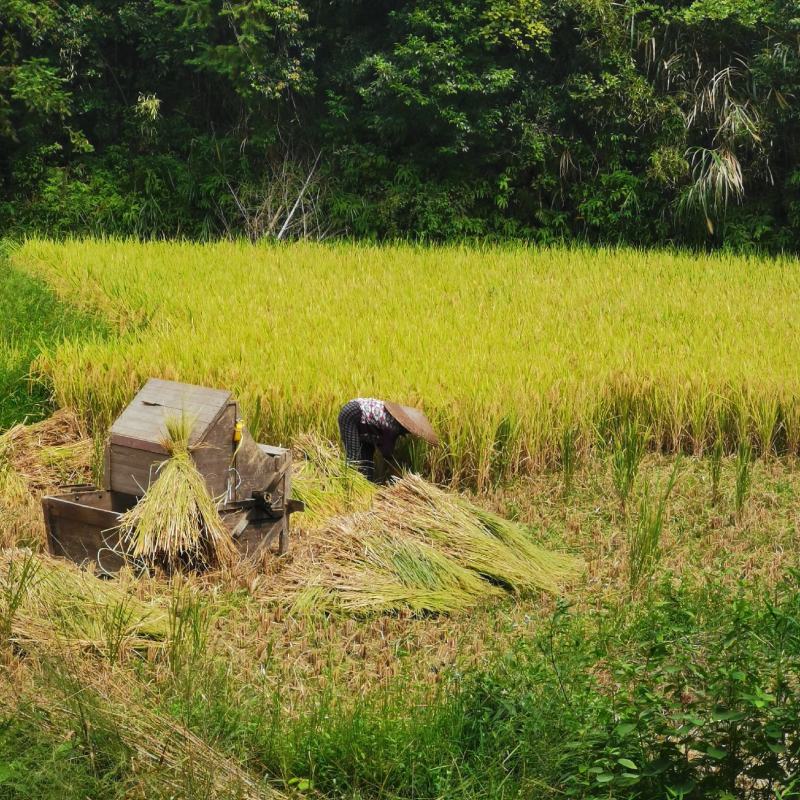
[118,414,236,572]
[0,410,92,548]
[0,409,91,490]
[278,438,582,614]
[0,548,167,655]
[10,661,281,800]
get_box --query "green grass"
[6,564,800,799]
[11,238,800,485]
[0,256,106,430]
[0,715,120,799]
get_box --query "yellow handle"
[233,419,243,443]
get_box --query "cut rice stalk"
[118,413,236,572]
[271,439,582,614]
[0,548,168,655]
[380,475,582,594]
[282,511,500,615]
[292,433,376,526]
[469,505,581,589]
[14,660,281,800]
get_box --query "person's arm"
[377,428,401,460]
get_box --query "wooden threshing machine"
[42,379,302,573]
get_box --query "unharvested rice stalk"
[118,414,236,571]
[17,239,800,483]
[0,548,167,655]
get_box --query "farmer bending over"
[338,398,438,482]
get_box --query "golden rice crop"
[13,238,800,485]
[117,414,236,571]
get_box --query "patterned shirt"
[355,398,403,433]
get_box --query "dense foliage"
[2,0,800,245]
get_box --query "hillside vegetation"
[4,0,800,246]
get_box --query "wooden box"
[45,378,302,570]
[42,488,135,574]
[106,378,237,498]
[43,486,293,575]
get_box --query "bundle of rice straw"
[389,475,580,593]
[289,514,502,614]
[0,410,92,548]
[118,414,236,572]
[292,433,376,524]
[0,409,91,491]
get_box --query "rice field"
[3,239,800,798]
[11,238,800,485]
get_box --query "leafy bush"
[4,0,800,245]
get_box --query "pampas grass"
[118,414,236,571]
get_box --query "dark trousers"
[338,401,376,480]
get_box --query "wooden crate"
[105,378,293,508]
[45,378,302,571]
[42,489,135,574]
[106,378,238,498]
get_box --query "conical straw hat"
[383,402,439,446]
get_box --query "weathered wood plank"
[43,491,135,574]
[109,444,166,495]
[192,403,236,497]
[110,378,232,446]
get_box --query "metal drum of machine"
[42,378,302,574]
